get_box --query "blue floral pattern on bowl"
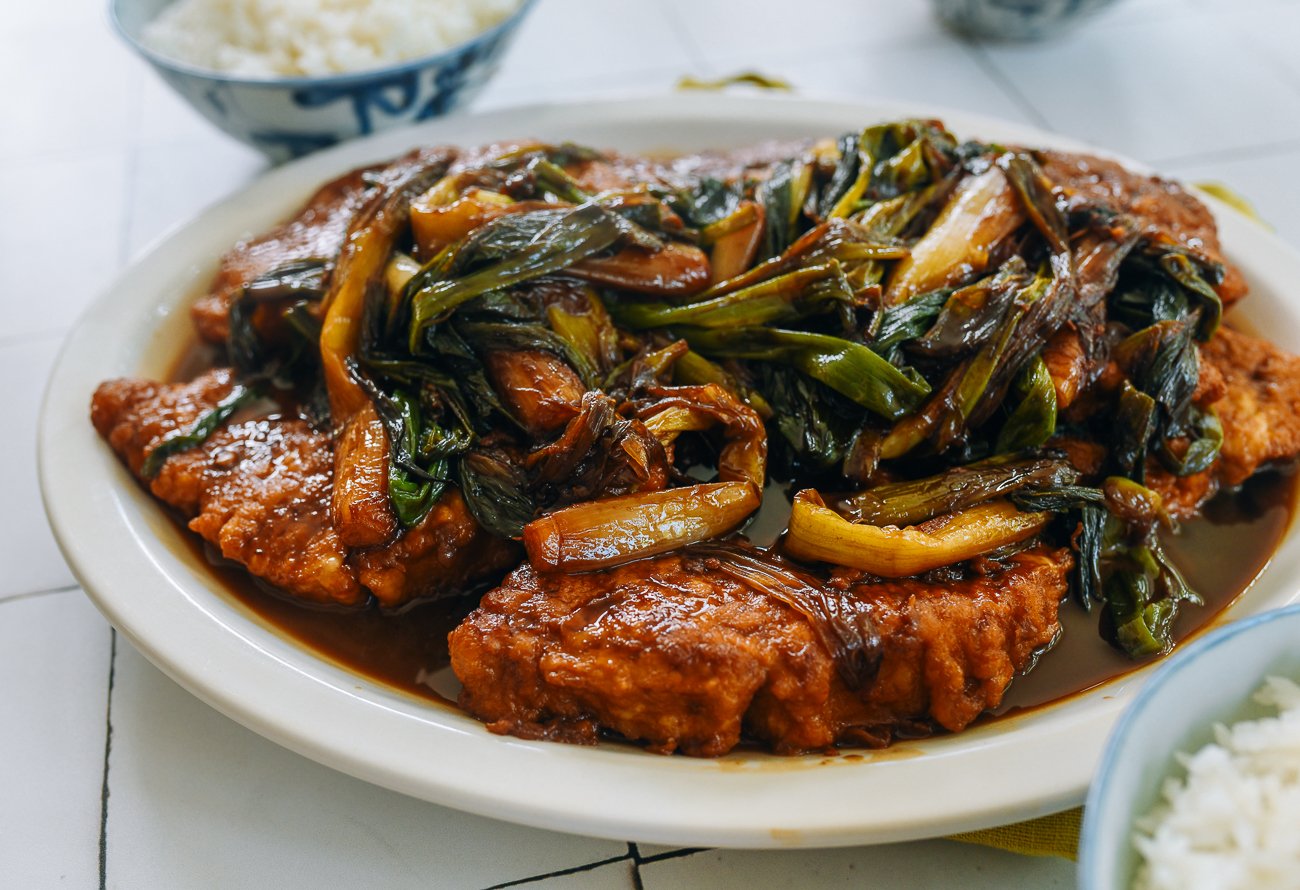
[932,0,1118,40]
[113,0,536,162]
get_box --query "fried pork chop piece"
[1137,326,1300,516]
[1201,326,1300,486]
[91,368,362,605]
[449,546,1071,756]
[191,146,458,344]
[191,166,379,344]
[355,489,521,608]
[1036,150,1248,306]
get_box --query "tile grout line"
[958,40,1053,132]
[475,840,711,888]
[638,847,709,865]
[0,583,81,607]
[656,2,710,76]
[1149,137,1300,171]
[98,628,117,890]
[118,145,143,268]
[480,853,634,889]
[628,842,645,890]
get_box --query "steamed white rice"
[141,0,522,78]
[1133,675,1300,890]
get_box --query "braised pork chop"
[449,546,1072,756]
[1202,327,1300,486]
[92,369,361,605]
[1036,149,1247,306]
[91,368,510,608]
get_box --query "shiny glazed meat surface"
[92,369,360,605]
[1036,149,1248,306]
[191,165,384,344]
[1202,327,1300,486]
[450,547,1071,755]
[91,369,509,607]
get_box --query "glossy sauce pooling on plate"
[189,463,1296,733]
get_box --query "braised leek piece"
[884,165,1025,304]
[785,492,1050,577]
[837,454,1076,526]
[406,203,623,349]
[523,383,766,572]
[322,149,453,546]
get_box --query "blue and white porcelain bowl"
[931,0,1118,40]
[111,0,537,162]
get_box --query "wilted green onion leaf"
[683,326,930,420]
[757,159,812,259]
[1160,251,1222,341]
[1113,382,1157,477]
[141,385,257,478]
[996,356,1057,452]
[1158,407,1224,477]
[406,203,623,349]
[839,454,1077,526]
[459,450,536,538]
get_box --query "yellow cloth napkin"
[947,807,1083,860]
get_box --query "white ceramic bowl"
[1079,604,1300,889]
[111,0,537,161]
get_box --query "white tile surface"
[474,67,690,116]
[638,841,1076,889]
[978,10,1300,164]
[487,0,695,96]
[776,42,1037,126]
[661,0,945,69]
[104,643,628,889]
[0,335,78,597]
[0,24,142,163]
[0,591,111,888]
[0,152,130,339]
[124,139,266,260]
[1209,2,1300,96]
[1,0,106,34]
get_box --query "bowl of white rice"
[1079,603,1300,890]
[112,0,536,161]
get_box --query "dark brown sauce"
[992,466,1297,717]
[192,466,1296,724]
[184,533,474,707]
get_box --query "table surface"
[5,0,1300,886]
